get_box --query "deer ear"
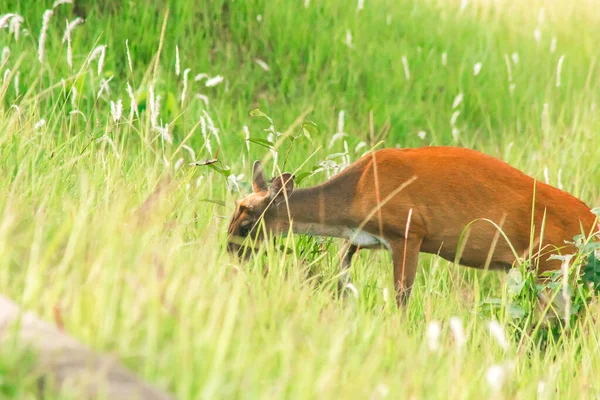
[269,173,294,203]
[252,161,268,192]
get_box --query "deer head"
[226,161,294,257]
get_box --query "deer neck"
[266,183,355,238]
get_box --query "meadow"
[1,0,600,398]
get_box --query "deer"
[226,146,599,306]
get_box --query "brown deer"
[226,146,598,305]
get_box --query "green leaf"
[591,207,600,217]
[294,171,312,185]
[249,108,273,124]
[206,163,230,177]
[508,305,526,319]
[302,120,319,136]
[507,269,525,296]
[247,138,274,149]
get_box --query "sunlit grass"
[0,0,599,398]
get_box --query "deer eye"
[239,221,252,237]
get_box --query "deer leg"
[338,242,359,296]
[390,235,423,307]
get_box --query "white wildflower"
[557,168,563,190]
[418,131,427,140]
[175,45,180,76]
[34,119,46,130]
[182,145,196,160]
[149,85,157,126]
[355,141,367,153]
[550,37,557,54]
[69,110,87,121]
[52,0,72,8]
[452,92,463,109]
[0,14,16,29]
[100,135,120,159]
[256,14,262,22]
[203,110,221,146]
[357,0,364,11]
[243,125,250,152]
[9,14,24,40]
[65,26,72,69]
[449,317,466,348]
[345,29,353,48]
[126,82,138,118]
[181,67,191,104]
[156,123,172,144]
[537,380,546,397]
[511,52,519,64]
[486,364,506,392]
[62,17,83,43]
[200,116,212,155]
[382,287,389,304]
[96,76,112,99]
[487,320,509,350]
[205,75,224,87]
[227,174,245,193]
[175,157,184,171]
[473,62,482,76]
[1,47,9,65]
[538,7,545,25]
[402,55,410,80]
[88,45,107,76]
[503,54,512,83]
[426,320,442,352]
[450,111,460,126]
[329,133,347,149]
[38,10,54,63]
[452,127,460,142]
[97,46,106,75]
[556,55,565,87]
[125,39,133,74]
[110,99,123,122]
[337,110,345,133]
[254,58,270,71]
[70,86,77,108]
[195,94,209,108]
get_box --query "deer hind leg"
[390,235,423,307]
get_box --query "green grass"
[1,0,600,398]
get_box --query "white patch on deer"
[345,229,389,249]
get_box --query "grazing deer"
[227,146,598,306]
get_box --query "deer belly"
[345,229,389,249]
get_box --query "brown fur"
[227,146,598,305]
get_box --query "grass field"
[1,0,600,398]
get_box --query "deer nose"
[227,241,239,254]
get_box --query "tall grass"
[0,0,599,398]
